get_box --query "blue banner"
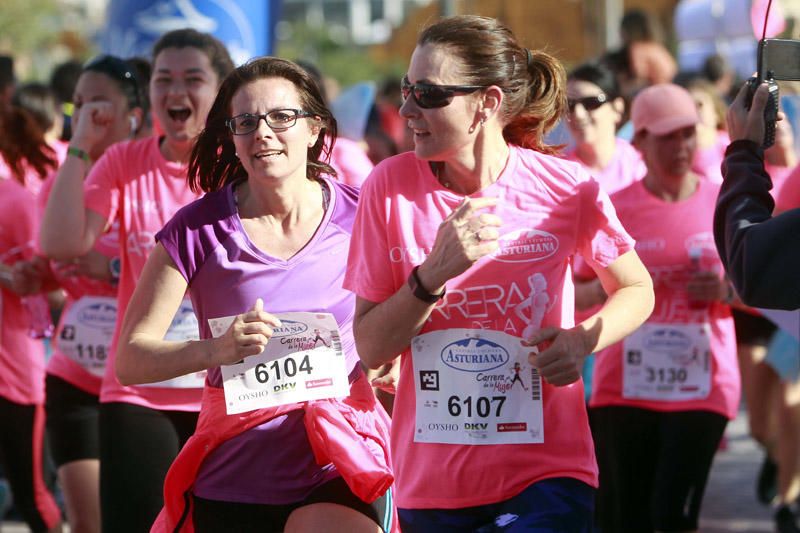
[99,0,281,65]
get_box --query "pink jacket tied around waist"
[151,373,395,532]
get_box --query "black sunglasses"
[567,93,609,113]
[401,76,487,109]
[83,54,142,109]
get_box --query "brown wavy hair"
[0,106,57,183]
[418,15,566,155]
[188,57,337,193]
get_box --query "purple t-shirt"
[156,177,361,504]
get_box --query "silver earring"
[480,116,486,125]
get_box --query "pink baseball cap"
[631,83,699,136]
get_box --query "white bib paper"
[412,329,543,445]
[141,298,206,388]
[209,312,350,415]
[57,296,116,377]
[622,322,712,401]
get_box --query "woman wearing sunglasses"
[40,30,234,533]
[344,15,653,532]
[114,57,393,532]
[564,62,645,196]
[36,54,150,533]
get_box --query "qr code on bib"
[419,370,439,391]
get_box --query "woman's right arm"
[354,197,502,369]
[40,102,117,260]
[116,243,282,385]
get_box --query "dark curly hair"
[188,57,337,193]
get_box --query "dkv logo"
[441,337,510,372]
[491,229,559,263]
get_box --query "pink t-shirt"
[590,179,740,419]
[563,138,646,195]
[344,146,634,509]
[692,130,730,184]
[329,137,374,188]
[39,174,118,396]
[776,163,800,212]
[0,178,46,405]
[84,136,202,411]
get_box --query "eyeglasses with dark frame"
[567,93,609,113]
[226,109,315,135]
[401,76,488,109]
[83,54,142,109]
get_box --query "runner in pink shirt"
[344,15,654,532]
[115,57,393,532]
[0,107,62,533]
[563,62,646,196]
[589,83,739,532]
[39,30,234,533]
[38,54,151,533]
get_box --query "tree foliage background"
[0,0,93,80]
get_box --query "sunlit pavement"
[700,408,774,532]
[0,408,776,532]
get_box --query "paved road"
[700,411,774,532]
[0,410,776,532]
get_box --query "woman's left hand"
[523,327,592,386]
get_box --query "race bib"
[57,296,116,377]
[209,312,350,415]
[622,322,712,401]
[412,329,543,445]
[140,299,206,388]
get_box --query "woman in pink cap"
[345,15,654,532]
[589,83,740,532]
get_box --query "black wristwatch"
[407,265,446,303]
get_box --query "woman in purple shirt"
[114,57,392,532]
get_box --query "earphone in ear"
[129,115,139,133]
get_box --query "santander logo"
[491,229,559,263]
